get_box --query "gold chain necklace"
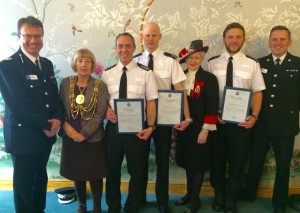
[69,76,100,120]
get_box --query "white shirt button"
[270,104,274,107]
[45,92,48,95]
[46,104,49,108]
[273,84,276,87]
[274,74,277,77]
[271,94,275,98]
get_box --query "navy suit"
[244,52,300,209]
[0,48,63,213]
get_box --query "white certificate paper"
[114,99,144,134]
[157,90,183,126]
[221,87,252,123]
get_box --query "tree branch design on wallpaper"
[1,0,300,184]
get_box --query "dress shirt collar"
[272,53,287,64]
[117,60,136,72]
[223,51,243,61]
[145,48,160,59]
[21,47,40,63]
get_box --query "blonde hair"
[71,48,96,72]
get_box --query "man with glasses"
[0,16,63,213]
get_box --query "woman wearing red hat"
[175,40,219,213]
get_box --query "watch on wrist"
[186,118,193,123]
[148,125,155,130]
[250,114,258,121]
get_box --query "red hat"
[178,39,209,64]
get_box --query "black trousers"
[11,147,52,213]
[105,121,149,209]
[211,123,251,201]
[152,126,173,205]
[244,131,295,209]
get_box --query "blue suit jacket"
[0,48,64,154]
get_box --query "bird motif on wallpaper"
[72,24,82,36]
[108,30,116,37]
[68,3,75,11]
[124,18,131,32]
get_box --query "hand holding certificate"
[221,87,252,123]
[114,99,144,134]
[157,90,184,126]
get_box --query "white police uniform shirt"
[102,60,158,113]
[135,48,186,90]
[208,51,266,106]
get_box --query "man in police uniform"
[103,32,158,213]
[134,22,192,213]
[241,26,300,213]
[208,22,265,213]
[0,16,63,213]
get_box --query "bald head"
[142,22,162,53]
[143,22,161,34]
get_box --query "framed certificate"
[157,90,184,126]
[221,87,253,124]
[114,99,145,134]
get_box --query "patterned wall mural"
[0,0,300,186]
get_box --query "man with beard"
[207,22,265,213]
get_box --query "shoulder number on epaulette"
[208,55,221,62]
[105,64,117,71]
[164,52,177,59]
[137,63,150,71]
[246,55,258,63]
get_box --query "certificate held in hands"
[221,87,252,123]
[114,99,144,134]
[157,90,184,126]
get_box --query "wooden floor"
[1,179,300,198]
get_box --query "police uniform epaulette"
[133,53,142,58]
[208,55,220,61]
[164,52,177,59]
[246,55,258,62]
[137,63,150,71]
[105,64,116,71]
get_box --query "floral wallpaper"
[0,0,300,185]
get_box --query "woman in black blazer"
[175,40,219,213]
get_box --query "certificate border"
[221,86,253,124]
[156,90,184,126]
[114,98,145,134]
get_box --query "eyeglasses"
[20,34,43,40]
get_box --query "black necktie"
[275,58,281,66]
[226,56,233,87]
[148,54,153,71]
[35,59,41,71]
[119,67,127,98]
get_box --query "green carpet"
[0,190,299,213]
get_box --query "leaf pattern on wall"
[1,0,300,183]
